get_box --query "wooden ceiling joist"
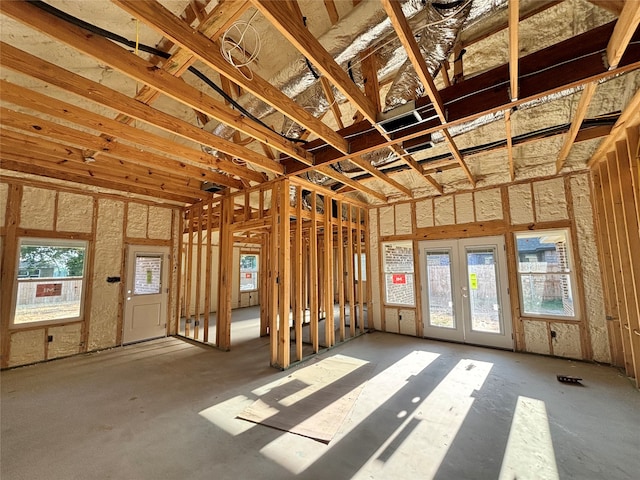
[283,20,640,176]
[381,0,475,188]
[606,0,640,69]
[319,76,345,130]
[0,43,284,176]
[555,81,598,173]
[112,0,346,157]
[0,157,198,205]
[0,80,265,185]
[251,0,377,124]
[323,0,340,24]
[509,0,520,101]
[0,1,302,169]
[314,165,387,202]
[0,107,244,191]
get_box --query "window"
[515,229,577,318]
[14,238,87,325]
[240,253,259,292]
[382,241,415,306]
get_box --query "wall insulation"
[0,179,181,369]
[369,172,609,363]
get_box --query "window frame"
[382,240,416,307]
[239,252,259,293]
[514,228,579,320]
[11,237,88,328]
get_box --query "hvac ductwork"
[206,0,507,185]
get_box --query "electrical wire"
[26,0,306,145]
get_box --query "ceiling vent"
[201,182,225,193]
[377,101,423,134]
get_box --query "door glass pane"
[426,251,455,329]
[466,248,501,333]
[134,255,162,295]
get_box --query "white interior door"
[123,246,169,344]
[420,236,513,349]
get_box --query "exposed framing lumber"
[348,156,413,197]
[0,80,265,185]
[194,205,203,340]
[112,0,345,157]
[360,47,382,115]
[346,205,356,338]
[381,0,476,186]
[294,185,304,361]
[277,180,291,367]
[315,165,388,202]
[606,0,640,69]
[251,0,377,124]
[323,0,339,24]
[0,43,284,176]
[319,76,345,130]
[556,81,598,173]
[0,3,294,171]
[310,193,319,352]
[587,0,625,16]
[509,0,520,101]
[324,197,334,348]
[0,107,244,191]
[356,208,364,334]
[216,196,234,351]
[588,86,640,166]
[185,208,194,336]
[337,200,346,341]
[505,109,516,181]
[204,198,213,343]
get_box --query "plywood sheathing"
[56,192,93,233]
[551,322,583,359]
[87,199,124,350]
[523,320,551,355]
[474,188,503,221]
[47,323,82,360]
[8,329,45,367]
[571,173,609,362]
[20,186,55,230]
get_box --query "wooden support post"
[337,200,346,341]
[277,179,291,368]
[346,206,355,338]
[269,184,280,365]
[604,157,638,380]
[216,196,233,351]
[356,208,364,334]
[365,207,373,332]
[324,195,334,347]
[260,232,269,337]
[294,186,304,361]
[194,205,202,340]
[0,184,22,368]
[203,198,213,343]
[185,207,194,337]
[592,170,624,366]
[310,193,319,352]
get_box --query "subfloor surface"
[1,332,639,480]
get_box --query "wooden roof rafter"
[0,0,296,172]
[0,42,284,175]
[111,0,346,158]
[381,0,476,188]
[0,80,265,185]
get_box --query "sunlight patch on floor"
[499,396,559,480]
[198,395,256,436]
[355,358,493,479]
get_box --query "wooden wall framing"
[180,177,370,369]
[591,125,640,387]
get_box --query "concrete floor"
[1,331,639,480]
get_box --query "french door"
[419,236,513,349]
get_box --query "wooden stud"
[509,0,519,101]
[216,197,234,351]
[356,208,365,334]
[185,208,194,337]
[324,195,335,347]
[310,193,319,352]
[364,207,374,332]
[194,206,203,340]
[337,200,346,341]
[606,0,640,69]
[204,198,213,343]
[346,206,356,338]
[270,184,280,363]
[556,82,598,173]
[295,186,304,360]
[278,180,291,368]
[505,109,516,181]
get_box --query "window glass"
[382,241,415,306]
[134,255,162,295]
[240,254,259,292]
[515,230,576,318]
[14,239,87,324]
